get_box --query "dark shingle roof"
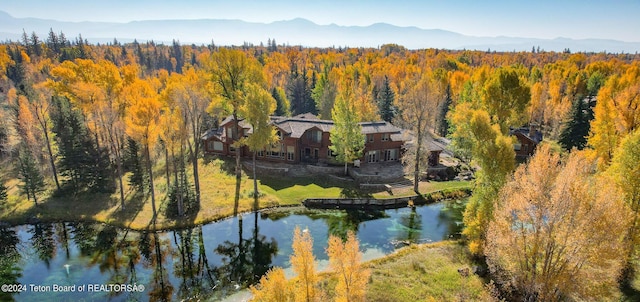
[359,121,403,134]
[208,113,407,141]
[202,127,224,140]
[510,127,543,144]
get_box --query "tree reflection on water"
[212,212,278,298]
[0,227,21,302]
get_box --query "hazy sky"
[2,0,639,42]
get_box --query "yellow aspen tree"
[486,145,630,301]
[29,84,60,190]
[609,130,640,263]
[9,90,38,156]
[326,231,370,302]
[205,48,266,213]
[157,106,187,215]
[589,85,620,168]
[124,78,162,219]
[48,59,130,208]
[167,67,210,207]
[481,66,531,135]
[240,83,277,210]
[589,63,640,168]
[453,108,515,255]
[290,227,317,302]
[330,76,365,176]
[250,267,292,302]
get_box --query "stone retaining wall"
[348,169,387,183]
[306,165,343,175]
[302,187,472,210]
[303,196,415,210]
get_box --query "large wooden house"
[202,113,407,165]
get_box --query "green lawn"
[373,180,472,198]
[258,176,353,205]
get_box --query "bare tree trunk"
[42,127,60,190]
[253,151,258,211]
[233,111,242,216]
[165,144,170,190]
[414,120,422,194]
[114,131,125,210]
[146,143,157,219]
[190,118,202,207]
[34,106,60,190]
[175,147,183,217]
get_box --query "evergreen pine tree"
[559,98,594,151]
[287,68,317,115]
[0,181,8,202]
[16,147,45,205]
[124,137,145,190]
[85,139,114,193]
[376,76,397,123]
[51,97,114,194]
[435,84,452,136]
[166,165,197,218]
[271,87,290,116]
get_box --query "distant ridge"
[1,10,638,53]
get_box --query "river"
[0,200,466,301]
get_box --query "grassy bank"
[315,241,493,301]
[0,157,361,230]
[0,156,471,230]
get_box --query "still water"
[0,201,465,301]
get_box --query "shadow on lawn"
[109,190,147,226]
[258,174,345,191]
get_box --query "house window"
[307,130,322,143]
[367,134,374,143]
[213,141,224,151]
[384,149,398,161]
[226,127,234,139]
[328,148,337,157]
[367,151,379,163]
[257,150,264,157]
[287,146,295,161]
[381,133,390,141]
[207,141,214,151]
[513,143,522,151]
[268,144,284,158]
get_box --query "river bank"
[0,162,471,231]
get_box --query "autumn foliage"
[486,145,630,301]
[250,228,370,302]
[326,231,370,302]
[2,31,640,300]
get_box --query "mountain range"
[1,10,639,53]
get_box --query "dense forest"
[1,30,640,300]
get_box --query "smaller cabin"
[510,126,543,158]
